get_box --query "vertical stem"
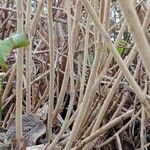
[140,106,145,150]
[15,0,23,146]
[0,78,2,129]
[141,76,147,150]
[47,0,54,142]
[99,0,111,69]
[25,0,32,114]
[78,16,90,104]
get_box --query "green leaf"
[0,38,14,61]
[117,40,127,55]
[117,47,124,55]
[0,55,8,70]
[0,34,29,70]
[12,34,29,48]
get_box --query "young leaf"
[12,34,29,48]
[117,40,127,55]
[0,55,8,70]
[0,34,29,70]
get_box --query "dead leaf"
[6,114,46,146]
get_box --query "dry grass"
[0,0,150,149]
